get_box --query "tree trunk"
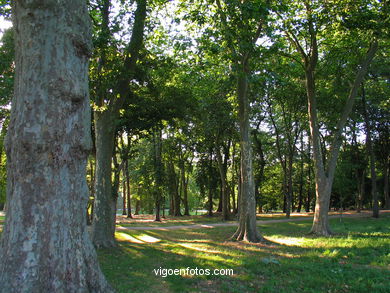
[384,159,390,210]
[305,57,333,235]
[90,0,146,248]
[125,159,133,218]
[122,172,127,215]
[154,129,163,221]
[0,1,113,291]
[297,133,304,212]
[207,187,213,216]
[305,136,312,212]
[179,159,190,216]
[307,41,378,235]
[87,158,95,224]
[362,84,379,218]
[231,65,262,242]
[286,151,294,217]
[91,111,117,247]
[135,199,141,215]
[207,151,214,216]
[216,147,230,221]
[168,160,181,216]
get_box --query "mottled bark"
[0,1,113,291]
[231,67,262,242]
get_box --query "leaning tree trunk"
[91,111,117,247]
[231,65,262,243]
[0,1,113,291]
[306,40,378,235]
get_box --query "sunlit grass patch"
[98,215,390,292]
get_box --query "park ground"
[0,211,389,292]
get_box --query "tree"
[277,0,379,235]
[212,0,268,242]
[0,1,113,291]
[90,0,147,247]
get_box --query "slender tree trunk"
[154,129,162,221]
[207,151,213,216]
[87,158,95,224]
[0,1,113,291]
[362,84,379,218]
[305,136,313,213]
[122,173,127,215]
[306,64,332,235]
[125,159,133,218]
[91,112,117,247]
[384,159,390,210]
[179,159,190,216]
[231,65,262,242]
[216,147,229,220]
[183,175,189,216]
[297,133,304,212]
[135,199,141,215]
[231,181,237,214]
[169,191,174,216]
[168,160,181,216]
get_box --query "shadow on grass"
[98,216,390,293]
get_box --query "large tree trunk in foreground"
[231,66,262,242]
[0,1,113,291]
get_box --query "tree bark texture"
[91,111,117,247]
[0,1,114,292]
[231,67,262,242]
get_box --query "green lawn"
[99,215,390,293]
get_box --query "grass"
[98,214,390,293]
[0,213,388,292]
